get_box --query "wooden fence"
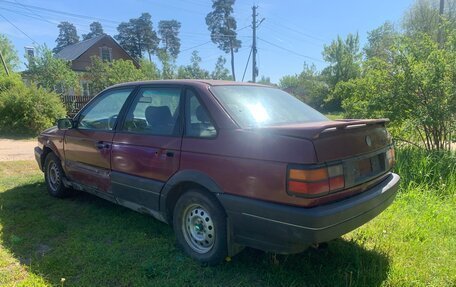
[60,95,93,116]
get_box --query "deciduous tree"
[403,0,456,41]
[364,21,397,62]
[257,76,272,85]
[322,33,362,111]
[279,63,328,110]
[157,50,175,79]
[211,56,231,80]
[177,51,210,79]
[86,56,148,94]
[0,34,19,75]
[338,34,456,151]
[139,59,160,80]
[27,45,79,94]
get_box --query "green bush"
[0,74,67,135]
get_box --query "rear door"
[64,87,134,193]
[111,86,183,211]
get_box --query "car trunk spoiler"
[257,119,390,140]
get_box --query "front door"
[64,88,134,193]
[111,86,183,210]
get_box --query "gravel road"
[0,139,36,161]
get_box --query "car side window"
[78,88,133,131]
[122,87,182,136]
[185,90,217,138]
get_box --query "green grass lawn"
[0,149,455,287]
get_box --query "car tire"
[44,153,70,198]
[173,189,227,265]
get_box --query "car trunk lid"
[259,119,391,162]
[259,119,394,205]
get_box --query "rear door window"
[121,87,182,136]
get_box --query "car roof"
[109,79,273,89]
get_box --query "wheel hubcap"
[182,204,215,254]
[47,161,60,192]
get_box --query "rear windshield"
[210,85,329,128]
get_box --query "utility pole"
[252,5,257,83]
[0,49,9,76]
[438,0,445,48]
[251,6,264,83]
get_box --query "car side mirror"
[57,118,74,130]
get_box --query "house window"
[100,46,112,62]
[53,83,65,95]
[80,80,90,96]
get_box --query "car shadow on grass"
[0,182,390,287]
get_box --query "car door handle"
[166,151,174,157]
[95,141,110,150]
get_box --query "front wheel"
[44,153,70,198]
[173,190,227,265]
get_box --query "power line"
[0,6,117,36]
[266,16,326,43]
[1,6,56,25]
[180,32,251,39]
[180,41,212,53]
[261,25,322,47]
[0,3,123,36]
[257,37,323,63]
[13,0,52,25]
[181,24,253,53]
[144,0,206,16]
[1,6,93,34]
[0,13,37,43]
[0,0,119,24]
[273,21,325,43]
[237,24,251,32]
[0,5,245,54]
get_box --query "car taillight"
[386,147,395,169]
[287,164,345,197]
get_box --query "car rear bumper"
[218,172,400,254]
[34,146,43,171]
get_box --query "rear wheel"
[44,153,70,198]
[173,189,227,265]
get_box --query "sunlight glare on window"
[246,102,269,123]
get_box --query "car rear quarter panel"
[180,129,317,205]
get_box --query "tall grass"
[394,147,456,197]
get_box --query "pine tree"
[53,21,79,54]
[82,22,104,40]
[206,0,241,81]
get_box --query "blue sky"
[0,0,414,83]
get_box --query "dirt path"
[0,139,36,161]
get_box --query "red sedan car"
[35,80,399,264]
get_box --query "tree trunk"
[230,45,236,81]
